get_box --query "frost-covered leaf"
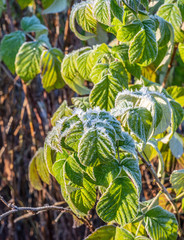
[157,3,184,43]
[152,93,171,137]
[78,126,116,166]
[97,177,139,226]
[144,206,178,240]
[72,97,90,111]
[129,20,158,66]
[93,160,120,187]
[41,48,65,92]
[42,0,67,14]
[61,48,90,95]
[121,157,142,194]
[15,41,43,82]
[1,31,25,74]
[21,15,48,33]
[70,2,97,40]
[118,132,137,158]
[170,169,184,195]
[169,133,183,158]
[65,121,84,151]
[93,0,111,26]
[51,100,72,126]
[128,107,153,142]
[117,20,142,42]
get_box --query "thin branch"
[162,43,178,88]
[137,150,183,237]
[0,195,93,231]
[137,151,184,236]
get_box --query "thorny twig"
[0,195,94,232]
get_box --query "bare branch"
[0,195,94,232]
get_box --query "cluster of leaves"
[0,1,67,92]
[29,83,184,239]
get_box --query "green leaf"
[152,93,171,137]
[65,155,84,186]
[122,0,140,13]
[118,132,137,158]
[52,159,65,185]
[90,63,128,111]
[41,0,54,9]
[93,160,120,187]
[72,97,90,111]
[112,44,141,78]
[129,20,158,66]
[90,63,109,84]
[85,225,116,240]
[86,226,149,240]
[121,157,142,194]
[1,31,25,74]
[156,16,172,47]
[17,0,33,9]
[179,42,184,63]
[29,148,50,190]
[15,41,43,82]
[35,148,50,185]
[117,20,142,42]
[169,133,183,158]
[144,206,178,240]
[76,2,97,34]
[41,48,65,92]
[29,153,43,190]
[78,126,116,166]
[178,0,184,21]
[51,100,72,126]
[44,143,57,175]
[64,168,96,214]
[61,48,90,95]
[157,3,184,43]
[65,121,84,151]
[97,177,139,226]
[110,0,124,22]
[76,49,99,80]
[70,2,96,40]
[42,0,67,14]
[0,0,5,17]
[166,86,184,106]
[93,0,111,26]
[21,15,48,33]
[128,107,153,142]
[170,169,184,195]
